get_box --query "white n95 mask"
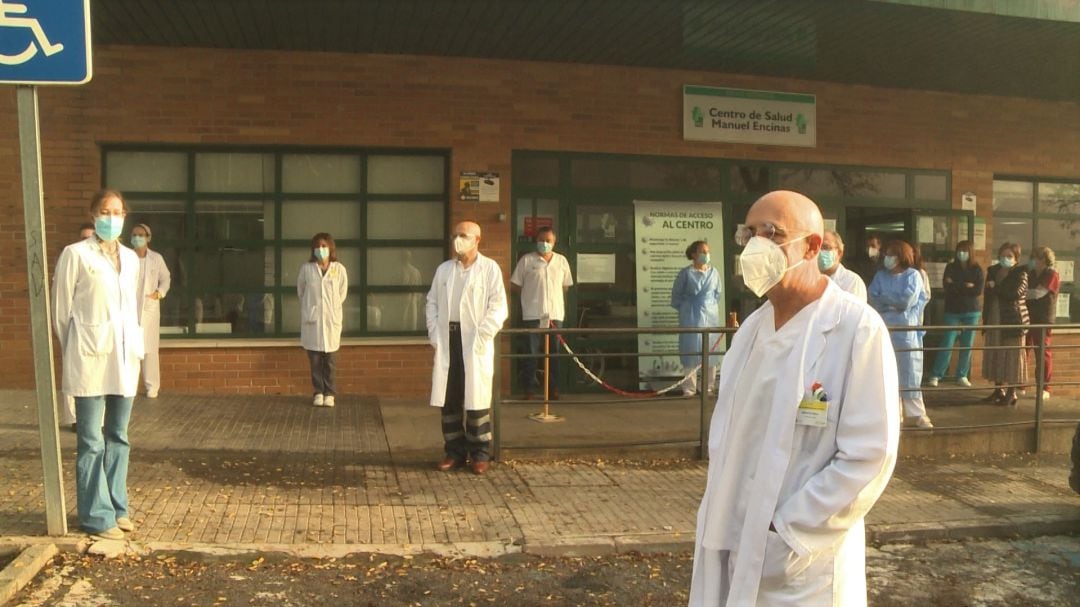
[453,235,476,256]
[739,235,808,297]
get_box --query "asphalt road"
[9,535,1080,606]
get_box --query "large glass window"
[992,178,1079,322]
[105,147,447,337]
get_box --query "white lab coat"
[829,263,867,302]
[297,261,348,353]
[136,249,171,392]
[691,282,900,606]
[53,238,145,398]
[425,253,508,410]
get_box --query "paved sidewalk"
[1,390,1077,554]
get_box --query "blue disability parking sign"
[0,0,92,85]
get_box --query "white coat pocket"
[760,530,811,590]
[75,321,114,357]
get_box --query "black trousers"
[441,323,492,462]
[306,350,337,396]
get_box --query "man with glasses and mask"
[690,191,899,606]
[426,221,508,475]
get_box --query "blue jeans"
[930,311,982,380]
[75,395,133,533]
[520,320,562,393]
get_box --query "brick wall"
[1,46,1077,395]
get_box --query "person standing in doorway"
[927,240,983,388]
[869,239,932,428]
[818,230,866,301]
[130,224,171,399]
[57,222,97,432]
[854,233,884,287]
[426,221,508,475]
[297,233,348,408]
[1025,246,1059,400]
[671,240,722,397]
[510,226,573,400]
[53,190,145,540]
[689,191,899,605]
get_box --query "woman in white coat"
[297,232,348,408]
[53,190,144,541]
[130,223,171,398]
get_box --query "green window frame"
[992,176,1079,322]
[101,144,449,339]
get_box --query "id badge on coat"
[796,382,829,428]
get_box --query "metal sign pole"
[17,84,67,536]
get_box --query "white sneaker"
[926,377,939,387]
[916,416,934,429]
[958,377,972,387]
[91,527,124,541]
[313,394,324,407]
[1041,391,1051,401]
[324,395,335,408]
[146,390,159,398]
[116,517,135,532]
[681,388,694,397]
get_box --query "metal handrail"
[492,322,1080,458]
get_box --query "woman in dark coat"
[981,242,1029,406]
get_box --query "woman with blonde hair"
[1025,246,1060,400]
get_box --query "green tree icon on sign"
[692,106,704,128]
[795,113,808,135]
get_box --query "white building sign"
[684,85,816,148]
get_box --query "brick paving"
[1,390,1076,551]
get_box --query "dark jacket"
[984,264,1029,336]
[942,261,984,314]
[1026,267,1061,325]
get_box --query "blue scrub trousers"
[75,395,133,533]
[930,311,981,380]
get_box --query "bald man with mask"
[425,221,508,475]
[690,191,899,606]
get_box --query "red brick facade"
[1,46,1077,396]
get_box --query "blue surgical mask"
[536,241,553,254]
[94,215,124,241]
[956,251,969,263]
[314,246,330,261]
[1000,256,1015,268]
[131,235,147,249]
[696,253,710,265]
[883,255,898,270]
[817,250,837,271]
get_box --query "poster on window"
[633,201,726,389]
[458,171,499,202]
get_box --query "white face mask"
[739,235,808,297]
[453,234,477,257]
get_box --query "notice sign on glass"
[684,85,816,148]
[459,172,499,202]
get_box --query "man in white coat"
[426,221,508,475]
[690,191,900,606]
[818,230,867,302]
[130,224,171,398]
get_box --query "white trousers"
[902,393,927,419]
[141,312,161,394]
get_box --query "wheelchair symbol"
[0,1,64,66]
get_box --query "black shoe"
[983,389,1006,403]
[1002,390,1019,407]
